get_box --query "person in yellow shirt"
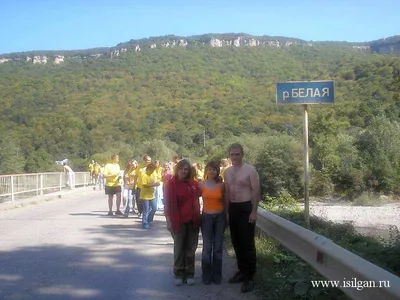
[134,155,151,217]
[103,154,123,216]
[137,163,160,229]
[123,159,138,217]
[220,158,231,182]
[195,162,205,182]
[88,160,95,184]
[93,161,101,188]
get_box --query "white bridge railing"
[257,207,400,300]
[0,172,90,203]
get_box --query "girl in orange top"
[199,160,226,285]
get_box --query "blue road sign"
[276,81,334,104]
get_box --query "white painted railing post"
[40,174,43,195]
[11,175,14,202]
[0,172,89,202]
[36,173,39,196]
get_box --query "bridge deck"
[0,187,260,300]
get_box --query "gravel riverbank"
[306,202,400,238]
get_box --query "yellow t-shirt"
[138,171,158,200]
[155,166,162,182]
[94,164,100,175]
[103,163,121,187]
[137,162,148,170]
[196,169,204,181]
[125,169,137,189]
[135,166,147,189]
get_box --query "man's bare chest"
[229,170,250,187]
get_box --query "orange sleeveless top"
[201,184,224,212]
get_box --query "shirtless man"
[224,143,260,293]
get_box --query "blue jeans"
[201,211,226,281]
[124,188,136,215]
[141,199,157,228]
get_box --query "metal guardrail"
[0,172,90,203]
[257,207,400,300]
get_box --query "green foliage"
[255,135,303,197]
[353,192,382,206]
[310,170,335,196]
[262,190,301,213]
[253,229,350,300]
[0,133,25,174]
[356,115,400,193]
[131,139,178,163]
[24,149,55,173]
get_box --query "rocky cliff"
[1,33,398,64]
[370,35,400,54]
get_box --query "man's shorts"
[105,185,122,195]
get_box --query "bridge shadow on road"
[0,244,175,300]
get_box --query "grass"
[352,191,383,206]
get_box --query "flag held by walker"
[55,159,68,165]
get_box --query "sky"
[1,0,399,54]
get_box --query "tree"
[0,133,25,174]
[255,135,303,198]
[356,115,400,193]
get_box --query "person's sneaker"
[186,278,195,286]
[106,211,114,216]
[202,278,211,285]
[123,213,129,218]
[174,278,183,286]
[115,210,124,216]
[142,224,150,229]
[228,272,245,284]
[241,280,254,293]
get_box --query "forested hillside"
[1,40,400,199]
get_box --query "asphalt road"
[0,187,260,300]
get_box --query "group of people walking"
[98,143,260,294]
[100,154,165,229]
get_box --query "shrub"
[262,190,301,213]
[353,191,382,206]
[310,170,335,196]
[256,135,303,197]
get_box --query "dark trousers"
[229,201,256,280]
[201,212,226,281]
[135,188,143,214]
[171,221,199,279]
